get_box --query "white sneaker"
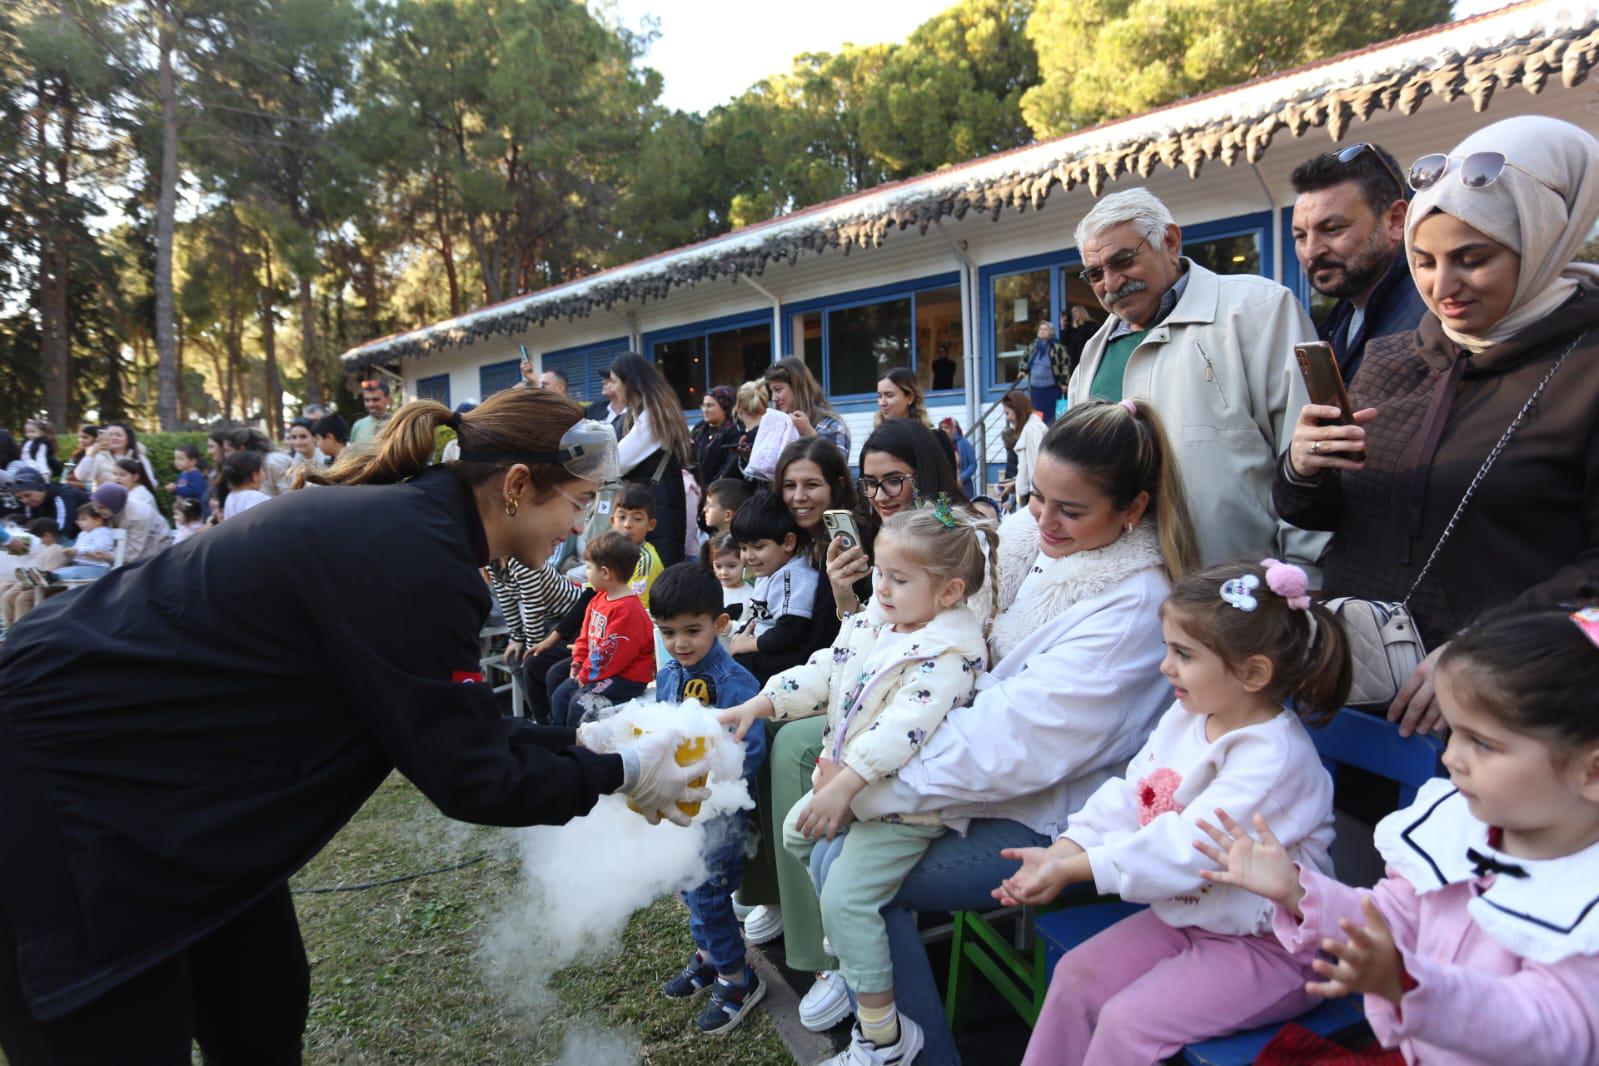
[818,1015,923,1065]
[743,904,784,945]
[732,899,755,921]
[799,970,852,1032]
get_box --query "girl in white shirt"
[221,452,271,520]
[999,558,1352,1066]
[113,458,161,515]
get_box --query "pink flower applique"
[1137,768,1184,826]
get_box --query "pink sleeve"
[1272,867,1422,962]
[1386,951,1599,1063]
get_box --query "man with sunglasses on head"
[349,379,392,446]
[1067,187,1327,574]
[1291,142,1428,381]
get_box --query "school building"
[340,0,1599,485]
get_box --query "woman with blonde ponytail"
[0,388,714,1058]
[829,397,1198,1064]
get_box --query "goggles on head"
[457,418,620,485]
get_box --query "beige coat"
[1068,260,1328,573]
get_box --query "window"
[415,373,451,407]
[542,341,627,405]
[786,279,963,399]
[479,359,521,398]
[1186,232,1262,277]
[646,319,772,410]
[992,269,1050,385]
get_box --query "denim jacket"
[656,640,767,780]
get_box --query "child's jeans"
[683,812,753,974]
[550,676,649,728]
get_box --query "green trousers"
[736,716,834,971]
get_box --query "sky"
[610,0,1515,116]
[608,0,955,114]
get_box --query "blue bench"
[952,708,1443,1061]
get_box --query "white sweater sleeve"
[616,409,661,474]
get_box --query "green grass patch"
[291,774,793,1064]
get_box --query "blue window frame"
[479,359,522,398]
[781,272,964,405]
[541,337,629,407]
[978,211,1273,395]
[643,311,772,412]
[415,373,451,408]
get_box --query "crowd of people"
[1,114,1597,1065]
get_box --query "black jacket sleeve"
[1271,451,1343,533]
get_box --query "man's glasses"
[1078,237,1149,286]
[857,474,913,499]
[1407,151,1560,195]
[1335,142,1405,198]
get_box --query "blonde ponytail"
[301,400,450,488]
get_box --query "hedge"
[57,431,212,520]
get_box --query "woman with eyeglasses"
[1275,115,1599,739]
[0,389,710,1061]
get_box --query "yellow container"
[626,728,708,819]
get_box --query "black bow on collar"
[1466,847,1529,880]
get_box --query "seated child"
[612,482,663,610]
[0,519,70,626]
[1001,560,1350,1066]
[47,504,119,581]
[164,443,208,504]
[709,532,751,626]
[551,531,655,728]
[727,490,818,681]
[221,452,270,519]
[702,478,752,539]
[488,554,582,724]
[647,562,771,1035]
[172,498,205,544]
[1201,601,1599,1066]
[722,503,998,1063]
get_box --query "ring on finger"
[1310,440,1323,455]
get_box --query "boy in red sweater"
[552,531,655,728]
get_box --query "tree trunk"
[435,206,461,317]
[260,235,282,436]
[153,0,180,429]
[298,272,320,405]
[37,80,70,428]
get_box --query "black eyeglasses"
[1407,151,1561,195]
[1077,237,1148,286]
[1335,142,1405,198]
[857,474,913,499]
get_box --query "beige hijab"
[1404,115,1599,350]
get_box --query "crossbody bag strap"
[1400,329,1587,609]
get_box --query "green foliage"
[61,430,212,519]
[1021,0,1452,136]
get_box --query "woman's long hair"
[860,417,968,522]
[774,435,857,565]
[875,367,930,428]
[1002,390,1034,425]
[607,352,692,465]
[765,356,841,427]
[301,387,585,496]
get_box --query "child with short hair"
[702,478,752,538]
[551,531,655,728]
[165,444,208,505]
[45,505,119,581]
[0,519,70,626]
[112,457,160,514]
[611,482,663,610]
[709,533,751,626]
[1002,558,1352,1066]
[172,498,205,544]
[722,503,999,1063]
[1201,599,1599,1066]
[644,562,771,1034]
[221,452,269,519]
[727,490,817,680]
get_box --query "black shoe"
[695,966,765,1036]
[662,951,717,999]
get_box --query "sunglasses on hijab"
[1408,151,1562,195]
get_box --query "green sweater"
[1088,329,1148,402]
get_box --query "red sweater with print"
[571,591,655,685]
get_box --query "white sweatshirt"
[1064,703,1335,936]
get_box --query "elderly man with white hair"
[1067,187,1328,572]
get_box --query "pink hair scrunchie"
[1120,398,1137,415]
[1260,558,1311,610]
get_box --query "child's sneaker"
[820,1014,923,1065]
[662,950,717,999]
[695,966,766,1036]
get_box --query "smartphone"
[1293,341,1363,463]
[518,343,533,369]
[822,509,862,551]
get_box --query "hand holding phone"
[1289,342,1376,475]
[822,509,861,551]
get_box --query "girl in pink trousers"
[1200,602,1599,1065]
[1000,559,1352,1064]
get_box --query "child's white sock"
[858,1000,898,1046]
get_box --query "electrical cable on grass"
[290,853,490,894]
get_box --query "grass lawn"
[291,773,793,1065]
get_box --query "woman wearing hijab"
[692,385,742,489]
[1274,115,1599,736]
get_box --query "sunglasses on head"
[1335,142,1405,197]
[1407,151,1561,195]
[360,379,385,391]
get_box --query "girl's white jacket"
[762,601,989,828]
[856,508,1173,838]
